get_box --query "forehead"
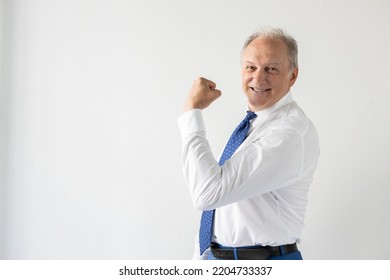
[242,37,289,63]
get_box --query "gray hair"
[242,27,298,70]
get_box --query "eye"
[265,66,278,73]
[245,65,256,71]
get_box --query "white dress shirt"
[178,92,320,259]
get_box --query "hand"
[184,77,222,111]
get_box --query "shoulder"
[249,101,316,145]
[271,101,314,136]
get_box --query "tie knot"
[245,111,257,122]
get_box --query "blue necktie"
[199,111,257,255]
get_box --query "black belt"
[210,243,298,260]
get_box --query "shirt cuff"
[177,109,206,138]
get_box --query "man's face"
[241,37,298,111]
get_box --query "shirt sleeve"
[178,110,304,211]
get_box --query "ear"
[289,68,299,87]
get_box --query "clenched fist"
[184,77,222,111]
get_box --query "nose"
[253,68,268,82]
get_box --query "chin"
[246,97,269,111]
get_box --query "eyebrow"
[243,60,281,66]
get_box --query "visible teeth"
[251,87,269,92]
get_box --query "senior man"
[178,27,320,260]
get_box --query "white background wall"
[1,0,389,259]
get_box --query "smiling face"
[241,37,298,111]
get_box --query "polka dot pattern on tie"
[199,111,257,255]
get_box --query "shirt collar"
[250,91,293,121]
